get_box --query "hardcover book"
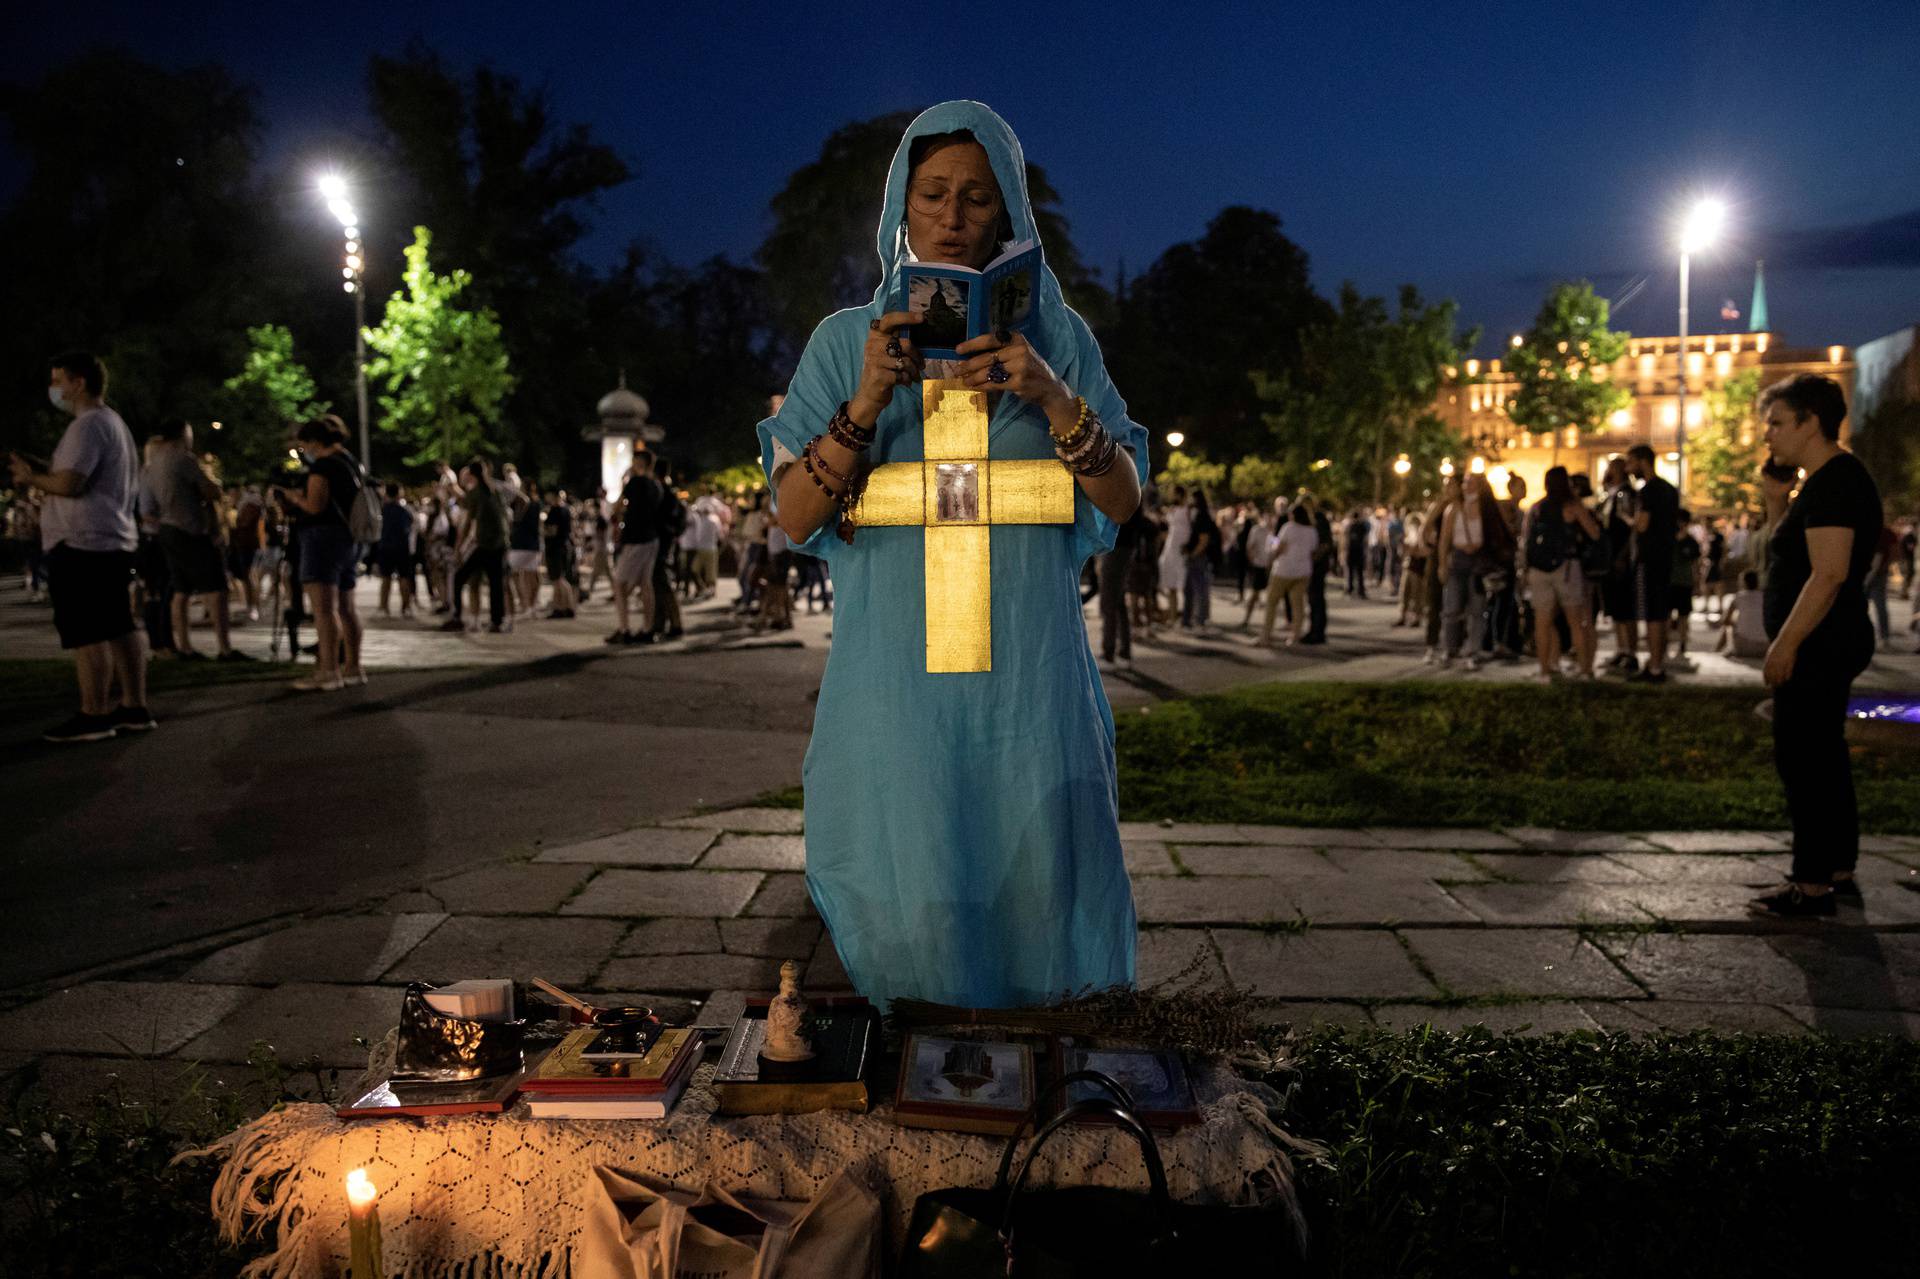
[522,1027,702,1094]
[895,239,1042,360]
[523,1060,698,1121]
[1054,1040,1200,1131]
[710,997,875,1116]
[337,1069,522,1120]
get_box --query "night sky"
[6,0,1918,352]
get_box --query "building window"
[1714,352,1733,378]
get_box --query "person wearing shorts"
[608,453,663,645]
[276,416,366,690]
[11,351,152,743]
[144,417,243,660]
[1626,444,1679,682]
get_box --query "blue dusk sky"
[5,0,1917,352]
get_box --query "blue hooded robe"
[756,101,1148,1010]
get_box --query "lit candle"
[345,1168,384,1279]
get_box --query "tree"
[1152,450,1226,495]
[1684,370,1766,513]
[1254,284,1472,504]
[216,325,330,479]
[756,110,1107,350]
[1504,281,1630,456]
[1846,397,1920,512]
[1226,456,1291,503]
[362,227,514,466]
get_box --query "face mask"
[48,385,68,412]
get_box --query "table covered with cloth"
[195,1046,1309,1279]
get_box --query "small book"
[1054,1041,1200,1131]
[523,1057,698,1120]
[895,239,1042,360]
[337,1069,522,1120]
[421,978,514,1022]
[522,1027,701,1094]
[892,1033,1035,1138]
[710,998,875,1117]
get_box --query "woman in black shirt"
[1750,374,1883,919]
[272,416,364,691]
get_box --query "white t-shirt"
[1247,521,1278,569]
[42,405,138,553]
[1272,521,1318,579]
[683,510,721,552]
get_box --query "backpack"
[1525,504,1575,572]
[333,452,382,544]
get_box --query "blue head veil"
[759,100,1149,563]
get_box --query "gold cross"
[852,380,1075,672]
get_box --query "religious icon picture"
[1056,1041,1200,1131]
[893,1034,1035,1136]
[934,463,980,523]
[990,266,1034,330]
[906,273,970,350]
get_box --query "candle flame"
[346,1168,377,1206]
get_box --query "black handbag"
[900,1071,1298,1278]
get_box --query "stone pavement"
[5,807,1918,1109]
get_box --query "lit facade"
[1433,332,1856,506]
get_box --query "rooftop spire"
[1750,261,1769,333]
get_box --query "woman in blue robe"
[757,101,1148,1010]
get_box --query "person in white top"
[1261,504,1318,646]
[1158,485,1191,621]
[1240,507,1280,629]
[682,489,724,599]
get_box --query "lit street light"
[1392,454,1412,476]
[318,172,372,467]
[1165,430,1186,450]
[1674,197,1725,496]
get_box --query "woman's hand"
[848,312,926,429]
[955,331,1073,424]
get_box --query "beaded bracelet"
[827,402,875,452]
[800,446,845,502]
[1074,433,1122,478]
[1049,396,1093,446]
[804,435,853,488]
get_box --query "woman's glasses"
[908,183,1002,225]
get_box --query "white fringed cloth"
[190,1043,1308,1279]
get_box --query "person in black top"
[542,488,577,618]
[273,415,365,690]
[1749,373,1883,919]
[1625,443,1678,681]
[608,453,663,645]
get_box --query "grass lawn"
[760,681,1920,832]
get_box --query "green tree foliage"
[1108,208,1331,462]
[215,325,330,479]
[362,227,514,466]
[1152,450,1227,496]
[1686,369,1765,513]
[756,110,1107,350]
[1850,397,1920,512]
[1257,284,1472,505]
[1504,281,1630,447]
[1226,456,1291,503]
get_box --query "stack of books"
[520,1025,705,1120]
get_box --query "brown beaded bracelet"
[800,447,845,502]
[804,436,854,487]
[827,402,875,451]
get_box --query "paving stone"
[1232,826,1383,848]
[1858,835,1920,853]
[1582,999,1807,1035]
[1641,830,1789,853]
[378,891,446,913]
[184,914,446,984]
[1602,853,1780,885]
[742,874,820,917]
[394,916,626,987]
[1122,841,1178,875]
[0,981,262,1056]
[1467,854,1647,883]
[1116,821,1250,843]
[805,937,853,990]
[561,870,763,919]
[691,989,748,1029]
[179,983,400,1069]
[1250,1001,1374,1030]
[426,863,594,914]
[20,1053,284,1115]
[1362,827,1522,850]
[598,954,783,993]
[1371,1002,1603,1035]
[1133,877,1296,925]
[1135,929,1224,988]
[1445,883,1649,926]
[1835,883,1920,927]
[663,808,805,834]
[719,918,822,958]
[534,826,718,866]
[616,918,723,956]
[1322,850,1487,880]
[1174,845,1340,877]
[1287,879,1479,926]
[1765,933,1920,1010]
[1621,883,1785,926]
[1504,828,1658,853]
[1213,930,1438,1000]
[1778,1005,1920,1038]
[1595,934,1826,1008]
[701,834,807,871]
[1402,929,1641,999]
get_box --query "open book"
[898,239,1042,361]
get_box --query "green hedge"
[1280,1026,1920,1277]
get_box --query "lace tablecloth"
[196,1051,1306,1279]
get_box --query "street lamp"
[318,172,372,467]
[1675,197,1725,497]
[1165,430,1186,450]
